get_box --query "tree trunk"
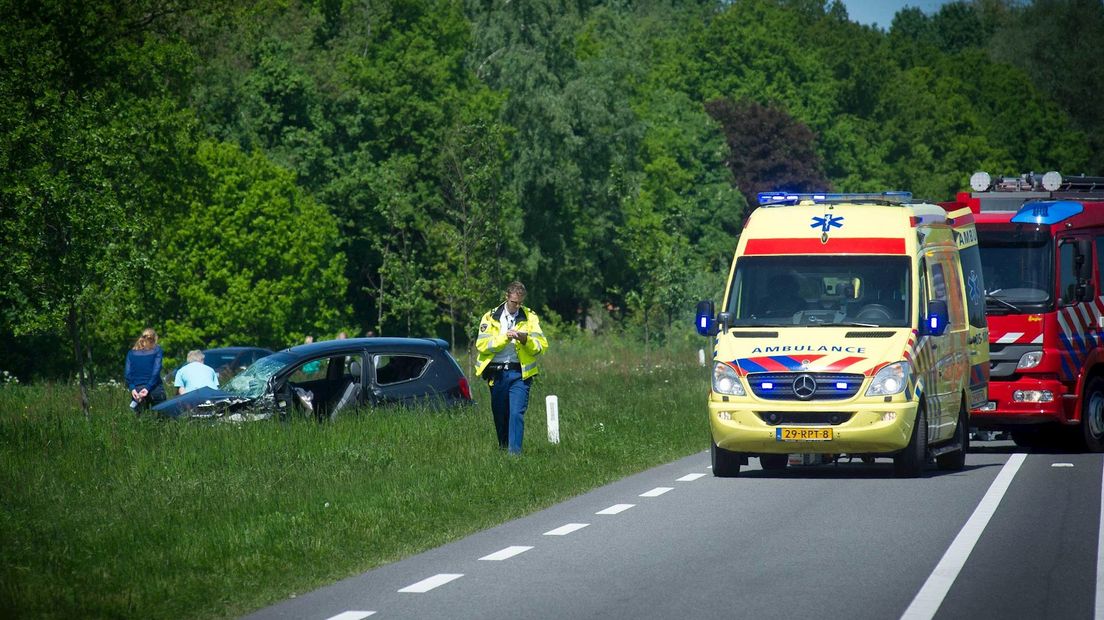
[68,304,90,418]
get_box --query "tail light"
[458,376,472,400]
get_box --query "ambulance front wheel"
[711,441,743,477]
[1079,376,1104,453]
[894,404,928,478]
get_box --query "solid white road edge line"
[325,612,376,620]
[398,573,464,593]
[677,473,706,482]
[480,546,533,561]
[640,487,673,497]
[596,504,634,515]
[544,523,589,536]
[1096,458,1104,620]
[900,452,1026,620]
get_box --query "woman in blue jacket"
[125,327,166,412]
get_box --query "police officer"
[475,281,549,453]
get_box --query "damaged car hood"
[152,386,255,419]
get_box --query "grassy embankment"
[0,336,709,619]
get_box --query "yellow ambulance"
[695,192,988,477]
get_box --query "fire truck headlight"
[1017,351,1043,369]
[866,361,911,397]
[712,362,746,396]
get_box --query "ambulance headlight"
[1017,350,1043,369]
[866,361,911,397]
[712,362,746,396]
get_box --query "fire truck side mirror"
[1077,239,1094,278]
[1077,239,1095,301]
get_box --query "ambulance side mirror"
[923,299,949,337]
[695,300,717,336]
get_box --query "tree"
[0,0,202,407]
[154,140,349,348]
[705,98,831,203]
[430,91,523,352]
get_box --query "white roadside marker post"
[698,348,706,367]
[546,394,560,444]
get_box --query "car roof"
[204,346,274,355]
[282,337,451,357]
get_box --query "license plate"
[776,427,833,441]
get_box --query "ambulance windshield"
[978,228,1054,312]
[726,256,911,327]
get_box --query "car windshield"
[978,228,1054,312]
[725,255,911,327]
[223,352,295,398]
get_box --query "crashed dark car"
[152,337,473,421]
[169,346,273,385]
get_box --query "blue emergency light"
[1010,200,1084,225]
[757,191,912,206]
[696,312,713,336]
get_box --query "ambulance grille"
[756,412,854,426]
[729,331,778,338]
[845,331,895,338]
[747,372,864,400]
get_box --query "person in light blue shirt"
[175,350,219,394]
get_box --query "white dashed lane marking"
[677,473,707,482]
[398,573,464,593]
[596,504,634,515]
[640,487,673,497]
[544,523,590,536]
[325,612,375,620]
[479,546,533,561]
[1052,463,1074,467]
[901,453,1026,620]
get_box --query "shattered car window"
[223,353,294,399]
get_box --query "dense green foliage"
[0,336,708,619]
[2,0,1102,382]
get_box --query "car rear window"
[374,355,429,385]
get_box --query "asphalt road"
[244,440,1103,620]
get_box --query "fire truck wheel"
[711,441,743,477]
[759,454,788,470]
[894,404,927,478]
[1080,377,1104,452]
[937,401,969,471]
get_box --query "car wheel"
[894,404,927,478]
[711,441,742,477]
[759,454,789,471]
[1080,376,1104,452]
[936,400,969,471]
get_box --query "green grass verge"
[0,337,709,619]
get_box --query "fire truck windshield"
[726,256,911,327]
[978,228,1054,313]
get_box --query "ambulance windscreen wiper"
[822,321,882,328]
[985,290,1022,313]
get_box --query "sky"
[839,0,956,29]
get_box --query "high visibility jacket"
[475,304,548,382]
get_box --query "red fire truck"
[942,171,1104,451]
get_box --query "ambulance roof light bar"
[757,191,912,207]
[970,171,1104,193]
